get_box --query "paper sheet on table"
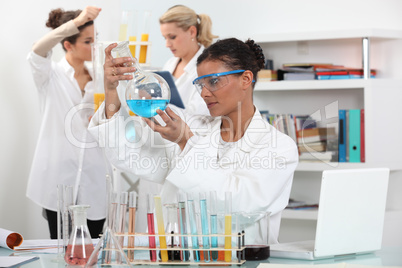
[0,229,23,250]
[15,239,58,251]
[0,256,39,268]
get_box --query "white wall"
[0,0,121,239]
[1,0,402,240]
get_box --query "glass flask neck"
[112,41,145,82]
[70,205,90,226]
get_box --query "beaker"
[236,211,270,260]
[111,41,170,118]
[65,205,94,266]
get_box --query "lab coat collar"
[59,57,94,79]
[59,57,94,97]
[203,107,269,159]
[167,45,205,75]
[59,57,75,81]
[224,107,269,153]
[183,45,204,74]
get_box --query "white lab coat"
[88,103,298,243]
[130,45,211,232]
[163,45,209,116]
[26,51,108,220]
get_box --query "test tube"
[178,193,190,261]
[154,196,168,262]
[128,191,137,261]
[224,192,232,262]
[116,192,128,263]
[139,11,151,63]
[109,192,119,232]
[128,10,138,59]
[186,193,200,261]
[147,194,156,262]
[118,10,129,41]
[210,191,218,261]
[105,191,119,263]
[199,192,211,262]
[118,192,128,243]
[57,184,73,256]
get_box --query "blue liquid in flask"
[126,99,169,118]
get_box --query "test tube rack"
[114,232,246,266]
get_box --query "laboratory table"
[1,247,401,267]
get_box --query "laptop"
[153,71,185,109]
[270,168,390,260]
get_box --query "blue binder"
[349,109,361,162]
[338,110,347,162]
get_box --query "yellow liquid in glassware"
[129,36,137,58]
[139,33,149,63]
[224,215,232,262]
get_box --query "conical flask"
[111,41,170,118]
[85,178,131,268]
[65,205,94,266]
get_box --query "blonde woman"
[160,5,218,116]
[128,6,219,233]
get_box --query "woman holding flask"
[89,37,298,244]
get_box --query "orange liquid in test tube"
[94,93,105,112]
[129,36,137,58]
[139,33,149,63]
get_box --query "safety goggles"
[192,70,249,93]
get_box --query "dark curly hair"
[197,38,265,88]
[46,8,93,51]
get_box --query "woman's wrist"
[105,90,121,119]
[178,131,194,151]
[73,18,84,28]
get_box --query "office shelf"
[251,29,402,222]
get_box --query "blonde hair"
[159,5,218,48]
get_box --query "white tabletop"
[1,247,401,267]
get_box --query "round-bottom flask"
[64,205,94,266]
[111,41,171,118]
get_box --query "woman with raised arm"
[27,6,107,239]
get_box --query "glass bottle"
[111,41,170,118]
[64,205,94,266]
